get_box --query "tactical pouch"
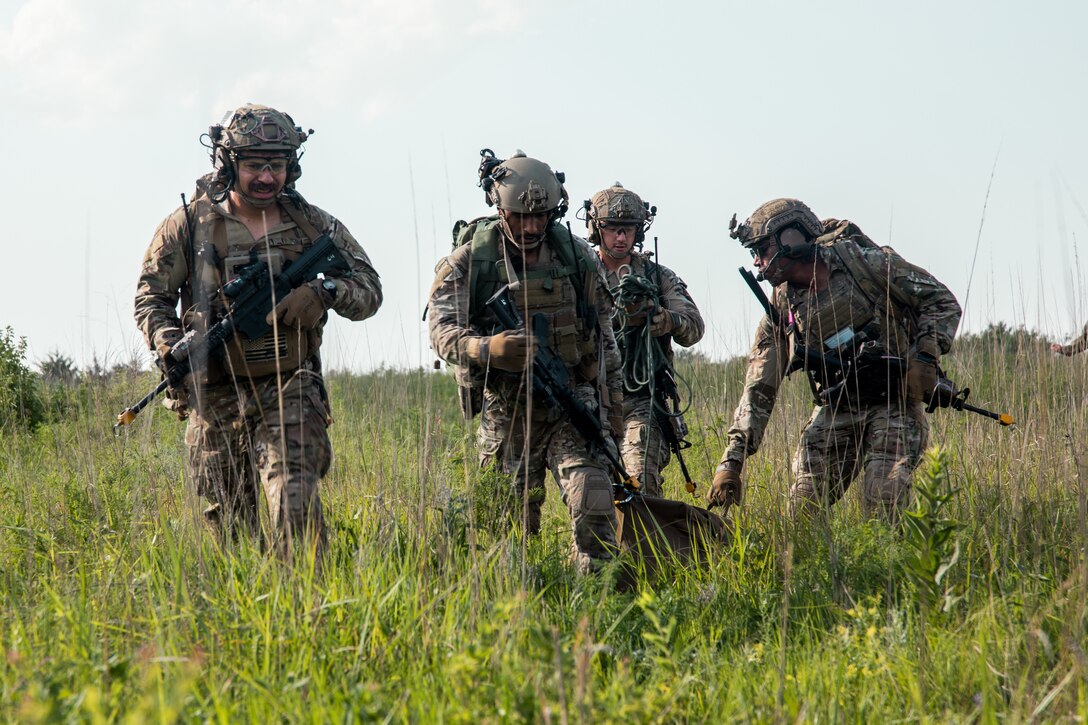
[224,325,310,379]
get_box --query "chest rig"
[467,222,598,371]
[182,198,326,380]
[781,247,914,404]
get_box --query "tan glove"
[266,282,327,329]
[707,461,744,513]
[153,328,183,378]
[906,338,939,402]
[487,330,531,372]
[650,309,681,337]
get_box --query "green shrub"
[0,326,47,431]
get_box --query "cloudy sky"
[3,0,1086,372]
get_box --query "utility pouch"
[224,324,310,379]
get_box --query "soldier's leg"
[790,406,865,517]
[477,394,546,534]
[860,401,929,521]
[252,370,332,558]
[620,396,671,498]
[547,395,618,574]
[185,388,259,540]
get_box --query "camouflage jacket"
[721,241,961,465]
[135,185,382,367]
[603,252,705,350]
[428,225,622,410]
[604,248,705,398]
[1058,323,1088,356]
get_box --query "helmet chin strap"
[498,214,545,251]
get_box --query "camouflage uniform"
[428,221,623,574]
[604,254,704,496]
[720,241,961,518]
[1056,324,1088,356]
[135,182,382,549]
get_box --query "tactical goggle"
[598,221,640,231]
[747,238,775,258]
[236,156,291,175]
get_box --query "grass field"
[1,325,1086,722]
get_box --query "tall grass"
[1,326,1086,721]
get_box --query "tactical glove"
[266,282,327,329]
[153,328,184,379]
[650,309,681,337]
[707,461,744,513]
[487,330,531,372]
[906,338,940,403]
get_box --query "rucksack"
[815,218,920,336]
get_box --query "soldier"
[1051,324,1088,356]
[428,150,623,574]
[134,104,382,558]
[707,198,961,520]
[584,184,705,496]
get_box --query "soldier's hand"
[487,330,531,372]
[906,347,939,403]
[650,309,680,337]
[707,462,743,513]
[266,282,327,329]
[154,328,183,379]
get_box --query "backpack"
[815,218,920,336]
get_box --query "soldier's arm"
[427,247,479,367]
[658,265,705,347]
[885,250,962,355]
[1063,324,1088,355]
[327,222,383,321]
[134,209,190,352]
[721,308,790,466]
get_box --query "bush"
[0,326,47,432]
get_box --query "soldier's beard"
[499,217,545,250]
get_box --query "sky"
[2,0,1087,373]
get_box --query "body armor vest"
[182,198,324,381]
[784,257,912,402]
[468,222,598,369]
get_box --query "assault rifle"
[114,233,350,433]
[738,267,1014,426]
[485,285,641,503]
[651,364,699,495]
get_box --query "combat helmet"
[204,103,312,203]
[729,197,823,257]
[478,149,569,249]
[582,183,656,247]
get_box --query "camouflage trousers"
[619,394,671,497]
[476,386,618,574]
[183,366,332,555]
[791,399,929,520]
